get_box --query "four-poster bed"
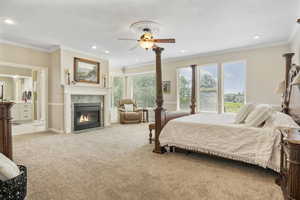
[151,46,300,199]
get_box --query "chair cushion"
[124,112,140,120]
[124,104,134,112]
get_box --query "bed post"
[190,64,197,114]
[153,46,166,154]
[282,53,294,114]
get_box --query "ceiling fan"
[118,28,176,50]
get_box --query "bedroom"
[0,0,300,200]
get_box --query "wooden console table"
[0,102,14,160]
[277,127,300,200]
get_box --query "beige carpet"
[13,124,283,200]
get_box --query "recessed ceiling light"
[104,50,110,54]
[3,18,16,25]
[253,35,260,40]
[180,50,187,53]
[91,45,97,49]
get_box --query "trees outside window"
[199,64,218,112]
[178,61,246,113]
[132,73,155,108]
[178,68,192,110]
[112,77,124,107]
[223,61,246,113]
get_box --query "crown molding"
[122,41,289,69]
[0,39,54,53]
[59,45,109,62]
[0,39,110,62]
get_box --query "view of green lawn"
[224,102,243,113]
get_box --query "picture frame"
[74,57,100,84]
[163,81,171,94]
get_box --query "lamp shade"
[276,80,285,94]
[292,72,300,85]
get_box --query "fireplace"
[74,103,102,131]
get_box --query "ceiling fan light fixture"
[139,40,154,50]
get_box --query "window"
[178,68,192,110]
[177,61,246,113]
[132,73,155,108]
[223,61,246,113]
[112,76,124,107]
[199,64,219,112]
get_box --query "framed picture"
[74,57,100,84]
[163,81,171,94]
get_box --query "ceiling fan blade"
[298,18,300,23]
[129,44,139,51]
[153,38,176,43]
[118,38,138,41]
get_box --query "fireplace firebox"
[74,103,101,131]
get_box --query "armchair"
[118,99,143,124]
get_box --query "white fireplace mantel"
[63,85,111,133]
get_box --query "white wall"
[119,44,290,111]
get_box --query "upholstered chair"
[118,99,143,124]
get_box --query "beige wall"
[0,43,50,67]
[121,44,289,110]
[290,27,300,65]
[48,49,64,132]
[0,65,32,77]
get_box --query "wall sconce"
[65,69,71,85]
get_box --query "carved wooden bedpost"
[0,102,14,160]
[153,46,165,154]
[190,64,197,114]
[282,53,294,114]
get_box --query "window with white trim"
[223,61,246,113]
[198,64,219,112]
[177,61,246,113]
[178,68,192,111]
[132,73,156,108]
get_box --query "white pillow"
[245,104,273,127]
[124,104,134,112]
[0,153,20,181]
[264,111,300,129]
[234,103,256,124]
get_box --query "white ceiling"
[0,0,299,68]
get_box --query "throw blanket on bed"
[160,114,278,169]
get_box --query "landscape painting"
[74,57,100,84]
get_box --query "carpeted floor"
[13,123,283,200]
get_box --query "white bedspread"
[160,113,281,171]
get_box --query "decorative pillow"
[263,111,299,129]
[234,103,256,124]
[0,153,20,181]
[245,104,273,127]
[124,104,134,112]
